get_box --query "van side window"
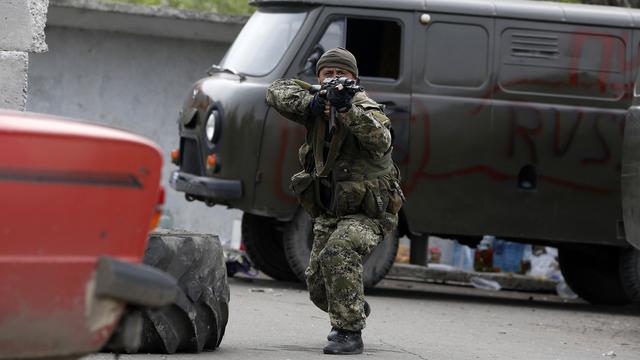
[425,23,489,88]
[346,18,401,79]
[318,19,345,53]
[499,29,626,100]
[314,17,401,80]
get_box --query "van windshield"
[220,10,307,76]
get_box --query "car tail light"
[149,186,165,230]
[171,148,180,165]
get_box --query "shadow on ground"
[230,275,640,316]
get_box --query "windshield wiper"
[207,64,247,81]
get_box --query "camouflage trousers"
[305,213,397,331]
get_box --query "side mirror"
[297,45,324,77]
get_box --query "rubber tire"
[242,212,298,281]
[109,229,230,354]
[558,244,630,305]
[619,247,640,303]
[283,210,399,288]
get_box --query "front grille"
[180,138,203,176]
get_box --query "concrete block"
[0,51,28,110]
[28,0,49,52]
[0,0,48,52]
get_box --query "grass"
[104,0,255,15]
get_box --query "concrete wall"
[0,0,49,110]
[27,0,248,242]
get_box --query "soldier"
[266,47,403,355]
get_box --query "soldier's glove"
[327,85,353,113]
[309,92,327,117]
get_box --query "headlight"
[205,110,221,143]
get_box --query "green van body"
[171,0,640,303]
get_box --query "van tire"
[283,210,399,288]
[242,213,298,281]
[107,229,230,354]
[619,247,640,303]
[558,244,630,305]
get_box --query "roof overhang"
[250,0,640,28]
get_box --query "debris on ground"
[470,276,502,291]
[250,288,274,293]
[555,281,579,300]
[224,248,259,277]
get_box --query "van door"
[491,20,631,245]
[290,8,414,177]
[406,12,495,237]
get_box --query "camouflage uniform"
[266,79,401,332]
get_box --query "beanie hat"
[315,47,358,78]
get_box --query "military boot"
[327,301,370,341]
[323,329,363,355]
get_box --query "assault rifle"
[309,77,364,129]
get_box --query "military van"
[170,0,640,304]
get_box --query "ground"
[90,276,640,360]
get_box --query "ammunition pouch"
[332,168,403,218]
[387,187,403,215]
[334,180,367,216]
[362,180,385,219]
[386,164,405,215]
[290,170,321,218]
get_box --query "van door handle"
[379,101,408,115]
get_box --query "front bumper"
[95,256,177,308]
[170,170,242,201]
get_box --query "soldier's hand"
[309,92,327,117]
[327,85,353,113]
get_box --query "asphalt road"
[90,276,640,360]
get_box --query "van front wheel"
[241,213,298,281]
[283,210,399,288]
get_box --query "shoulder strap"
[314,120,348,178]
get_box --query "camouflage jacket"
[266,79,402,218]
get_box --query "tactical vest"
[290,93,404,219]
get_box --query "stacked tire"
[106,229,230,353]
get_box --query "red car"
[0,111,175,359]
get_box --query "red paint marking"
[541,175,612,194]
[569,32,587,87]
[598,38,615,94]
[507,106,543,163]
[274,125,297,204]
[472,28,638,115]
[553,110,582,157]
[581,116,611,165]
[406,98,615,195]
[403,102,431,195]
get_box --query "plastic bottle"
[474,236,494,272]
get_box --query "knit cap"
[315,47,358,78]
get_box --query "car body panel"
[0,111,163,359]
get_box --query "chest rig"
[290,92,402,219]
